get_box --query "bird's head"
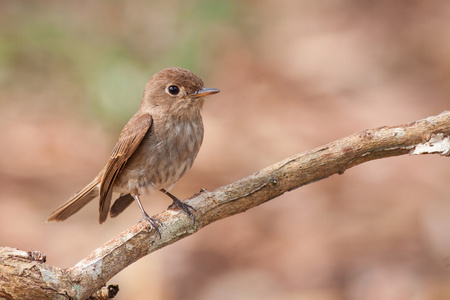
[142,67,220,118]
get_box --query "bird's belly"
[114,119,203,195]
[114,158,194,195]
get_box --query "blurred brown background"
[0,1,449,299]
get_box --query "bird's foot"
[140,211,162,238]
[168,198,196,223]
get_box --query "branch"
[1,111,449,299]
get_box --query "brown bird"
[47,67,220,235]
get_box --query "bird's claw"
[169,198,196,223]
[140,212,162,238]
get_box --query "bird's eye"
[167,85,180,96]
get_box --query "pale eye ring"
[167,85,180,96]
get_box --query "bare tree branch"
[1,111,449,299]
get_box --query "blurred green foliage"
[0,0,236,124]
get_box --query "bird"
[47,67,220,235]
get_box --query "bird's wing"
[98,113,153,223]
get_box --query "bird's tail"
[47,178,100,222]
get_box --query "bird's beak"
[192,87,220,98]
